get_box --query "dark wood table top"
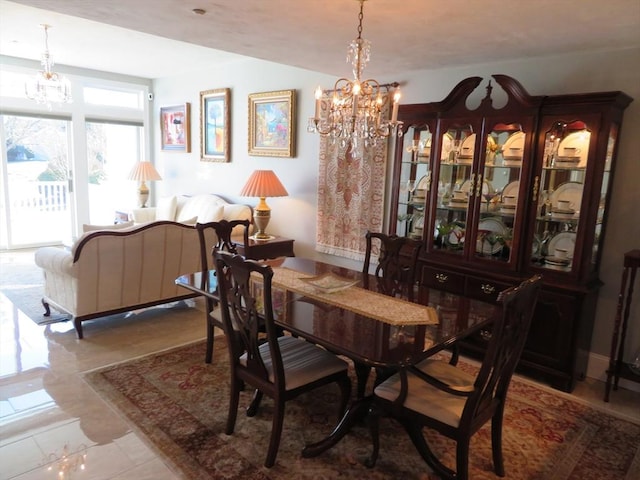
[176,257,497,369]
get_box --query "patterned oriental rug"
[84,340,640,480]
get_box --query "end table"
[604,249,640,401]
[236,236,295,260]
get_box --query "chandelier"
[308,0,402,154]
[25,24,72,108]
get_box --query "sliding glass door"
[1,114,74,247]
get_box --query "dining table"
[175,256,497,458]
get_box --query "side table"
[236,236,295,260]
[604,249,640,402]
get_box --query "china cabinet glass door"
[394,125,432,238]
[530,118,592,274]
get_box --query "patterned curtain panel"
[316,132,388,261]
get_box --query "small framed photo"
[160,104,191,152]
[200,88,230,162]
[248,89,296,157]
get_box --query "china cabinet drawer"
[421,267,465,295]
[466,276,512,303]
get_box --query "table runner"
[270,267,438,326]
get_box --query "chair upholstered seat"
[241,335,348,391]
[374,359,476,428]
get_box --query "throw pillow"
[82,221,134,233]
[156,195,178,221]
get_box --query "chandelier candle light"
[239,170,289,240]
[25,24,72,108]
[127,161,162,208]
[308,0,402,156]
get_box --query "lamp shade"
[239,170,288,240]
[239,170,288,198]
[127,161,162,182]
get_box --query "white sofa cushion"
[82,221,134,233]
[177,194,225,223]
[156,195,177,221]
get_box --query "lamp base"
[250,234,275,242]
[253,200,272,240]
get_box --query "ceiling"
[1,0,639,80]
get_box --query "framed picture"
[248,89,296,157]
[160,104,191,152]
[200,88,230,162]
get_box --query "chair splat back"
[195,219,251,364]
[363,231,423,301]
[217,252,278,382]
[467,274,542,420]
[214,250,351,468]
[368,274,542,480]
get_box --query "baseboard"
[586,352,640,394]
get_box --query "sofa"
[35,194,252,339]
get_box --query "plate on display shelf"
[550,207,577,220]
[501,181,520,202]
[544,256,571,266]
[458,133,476,161]
[557,131,590,168]
[476,217,507,255]
[417,174,429,190]
[441,133,454,162]
[501,131,526,162]
[547,231,576,258]
[549,182,583,212]
[554,156,581,168]
[300,273,359,294]
[460,177,494,196]
[500,204,517,214]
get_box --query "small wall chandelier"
[308,0,402,154]
[25,24,72,108]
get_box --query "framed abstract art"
[200,88,230,162]
[248,89,296,157]
[160,103,190,152]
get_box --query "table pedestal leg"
[302,397,372,458]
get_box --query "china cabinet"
[390,75,632,391]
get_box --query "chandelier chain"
[308,0,403,156]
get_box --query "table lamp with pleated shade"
[239,170,288,240]
[127,161,162,208]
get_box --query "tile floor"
[0,249,638,479]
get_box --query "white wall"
[152,47,640,362]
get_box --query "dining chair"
[366,274,542,480]
[195,219,251,363]
[214,250,352,468]
[362,231,423,302]
[357,231,424,396]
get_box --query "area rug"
[0,254,70,325]
[84,340,640,480]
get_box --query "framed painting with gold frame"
[160,103,190,152]
[248,89,296,157]
[200,88,230,162]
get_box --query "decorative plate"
[557,131,590,168]
[300,273,359,294]
[458,133,476,159]
[476,217,507,255]
[417,175,429,190]
[441,133,454,162]
[501,131,526,161]
[547,232,576,258]
[549,182,583,211]
[501,181,520,202]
